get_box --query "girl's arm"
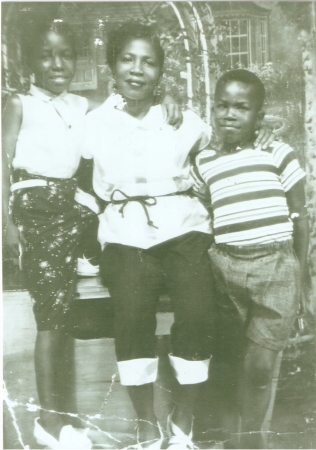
[2,95,23,258]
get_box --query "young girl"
[2,20,98,450]
[2,19,182,449]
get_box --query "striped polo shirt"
[194,141,305,246]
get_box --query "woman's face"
[114,38,161,103]
[32,30,76,94]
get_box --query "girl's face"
[32,30,76,95]
[114,38,161,103]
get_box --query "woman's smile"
[115,38,161,103]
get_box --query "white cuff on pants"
[117,357,158,386]
[169,354,211,385]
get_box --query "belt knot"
[110,189,158,229]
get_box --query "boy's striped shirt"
[195,141,305,246]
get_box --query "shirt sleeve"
[185,110,212,154]
[272,142,306,192]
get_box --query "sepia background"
[2,1,316,449]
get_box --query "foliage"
[247,62,305,163]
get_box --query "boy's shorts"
[209,240,300,352]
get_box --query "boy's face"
[32,31,76,95]
[212,80,263,146]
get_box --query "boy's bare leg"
[212,359,241,448]
[238,339,279,449]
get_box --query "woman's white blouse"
[84,97,212,249]
[13,84,89,178]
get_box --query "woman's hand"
[254,126,276,150]
[161,94,183,130]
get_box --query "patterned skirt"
[11,170,98,331]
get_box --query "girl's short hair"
[216,69,266,110]
[106,21,164,73]
[22,20,77,66]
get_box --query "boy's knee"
[244,342,278,388]
[246,364,274,388]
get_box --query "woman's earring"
[109,76,117,94]
[30,73,35,84]
[255,120,262,131]
[154,84,163,104]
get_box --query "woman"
[84,21,216,449]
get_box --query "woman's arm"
[254,126,276,150]
[2,94,23,258]
[161,94,183,129]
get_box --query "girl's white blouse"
[84,97,213,249]
[13,84,88,179]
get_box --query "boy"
[193,69,309,449]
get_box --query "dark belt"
[109,188,194,229]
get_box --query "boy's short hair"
[215,69,265,110]
[106,21,164,73]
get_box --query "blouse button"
[68,125,72,129]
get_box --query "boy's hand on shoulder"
[254,126,276,150]
[161,94,183,130]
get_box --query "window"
[260,20,268,64]
[221,19,250,68]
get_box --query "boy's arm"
[2,95,23,258]
[286,180,309,305]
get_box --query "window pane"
[232,54,239,67]
[261,37,266,52]
[232,37,240,53]
[240,54,248,67]
[231,20,239,35]
[240,36,248,52]
[84,70,92,82]
[240,20,248,35]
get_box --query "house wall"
[259,2,302,68]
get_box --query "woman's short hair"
[106,21,164,73]
[215,69,266,110]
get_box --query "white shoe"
[77,256,99,277]
[34,418,92,449]
[167,415,197,449]
[128,422,164,449]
